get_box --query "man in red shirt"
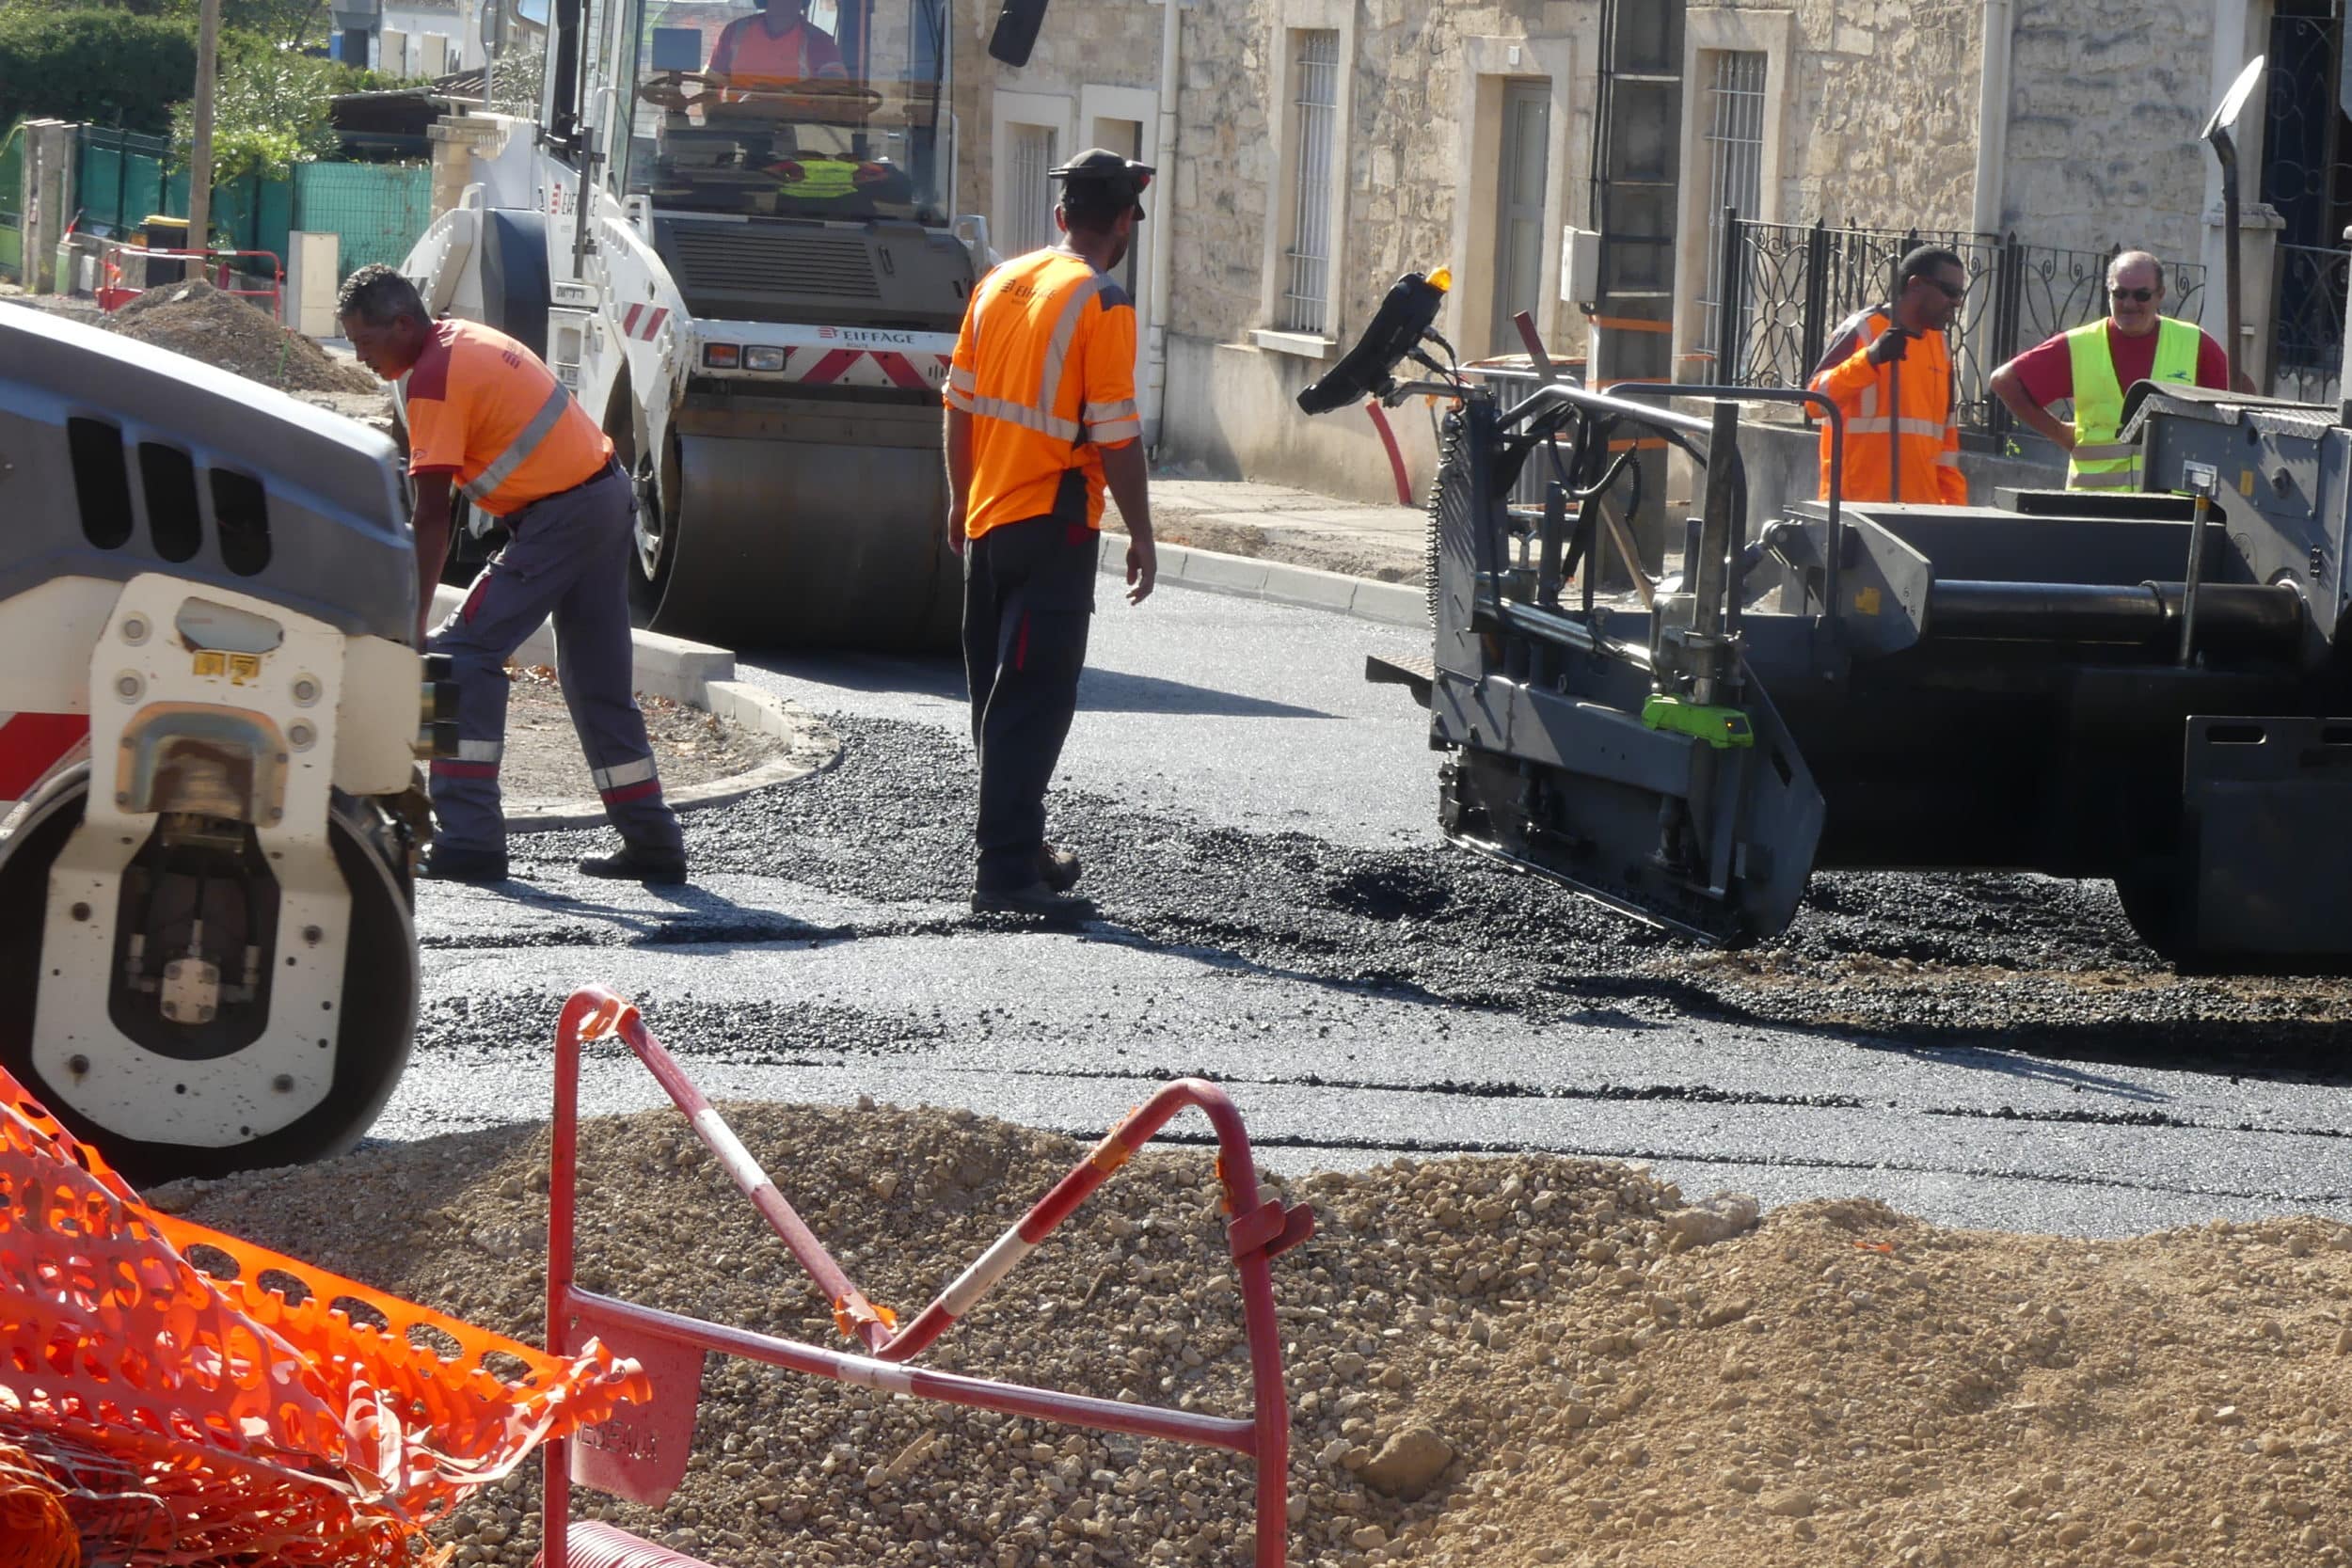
[708,0,846,87]
[337,264,687,887]
[1989,251,2236,489]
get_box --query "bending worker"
[943,149,1158,921]
[1806,245,1971,505]
[337,264,688,887]
[1989,250,2235,490]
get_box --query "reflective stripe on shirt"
[459,385,574,504]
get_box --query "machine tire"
[2113,873,2219,971]
[0,770,420,1186]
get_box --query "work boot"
[421,844,509,883]
[971,879,1096,922]
[1038,843,1083,893]
[579,842,690,885]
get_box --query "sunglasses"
[1915,277,1964,301]
[2110,286,2156,303]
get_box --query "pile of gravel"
[106,278,379,395]
[154,1100,2352,1568]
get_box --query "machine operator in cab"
[944,150,1158,922]
[337,264,689,888]
[709,0,847,88]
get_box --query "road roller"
[399,0,977,651]
[1313,270,2352,971]
[0,306,449,1182]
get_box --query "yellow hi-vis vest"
[2065,316,2201,490]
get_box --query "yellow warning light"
[1428,266,1453,293]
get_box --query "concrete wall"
[1161,334,1441,502]
[2000,0,2217,264]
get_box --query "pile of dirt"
[153,1101,2352,1568]
[105,278,379,395]
[498,663,788,802]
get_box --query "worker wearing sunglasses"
[1806,245,1972,506]
[1988,250,2238,491]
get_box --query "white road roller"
[0,306,450,1183]
[403,0,979,649]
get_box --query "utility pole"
[185,0,220,282]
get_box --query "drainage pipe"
[1142,0,1183,448]
[1970,0,2014,238]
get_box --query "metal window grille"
[1007,123,1057,257]
[1698,51,1767,371]
[1282,30,1340,335]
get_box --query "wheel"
[2113,872,2220,970]
[0,771,420,1186]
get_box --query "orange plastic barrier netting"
[0,1065,652,1567]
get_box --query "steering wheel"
[636,70,723,112]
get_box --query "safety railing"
[94,243,283,319]
[542,985,1314,1568]
[2270,241,2347,405]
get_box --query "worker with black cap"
[943,149,1157,920]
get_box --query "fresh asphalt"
[380,583,2352,1239]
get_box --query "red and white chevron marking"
[788,346,946,390]
[619,303,671,341]
[0,711,89,803]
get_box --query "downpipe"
[1142,0,1182,450]
[1970,0,2013,238]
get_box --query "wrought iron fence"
[2271,241,2347,404]
[1723,218,2208,440]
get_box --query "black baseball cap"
[1048,149,1154,221]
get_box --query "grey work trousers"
[963,514,1097,891]
[428,462,684,858]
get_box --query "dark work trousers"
[963,514,1098,892]
[428,462,684,858]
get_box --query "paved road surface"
[384,581,2352,1239]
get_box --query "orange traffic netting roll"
[0,1066,651,1568]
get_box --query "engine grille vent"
[666,227,883,302]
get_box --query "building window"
[1697,50,1766,369]
[1282,29,1340,335]
[1005,122,1057,257]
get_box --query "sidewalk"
[1104,477,1427,586]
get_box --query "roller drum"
[633,429,963,653]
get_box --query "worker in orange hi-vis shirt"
[337,263,687,889]
[708,0,847,89]
[944,150,1157,923]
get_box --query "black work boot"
[422,844,509,883]
[579,842,690,884]
[1038,843,1083,893]
[971,879,1096,922]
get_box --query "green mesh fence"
[0,123,23,280]
[292,162,431,279]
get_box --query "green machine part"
[1642,693,1755,749]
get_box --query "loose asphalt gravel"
[382,582,2352,1240]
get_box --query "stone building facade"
[946,0,2338,501]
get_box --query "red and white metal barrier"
[93,243,284,320]
[539,985,1316,1568]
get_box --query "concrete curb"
[426,585,837,833]
[1097,533,1426,628]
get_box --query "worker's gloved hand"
[1866,327,1913,369]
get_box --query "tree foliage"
[0,8,197,135]
[169,40,384,182]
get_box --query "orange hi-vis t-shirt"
[400,319,612,517]
[709,14,844,82]
[945,249,1141,542]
